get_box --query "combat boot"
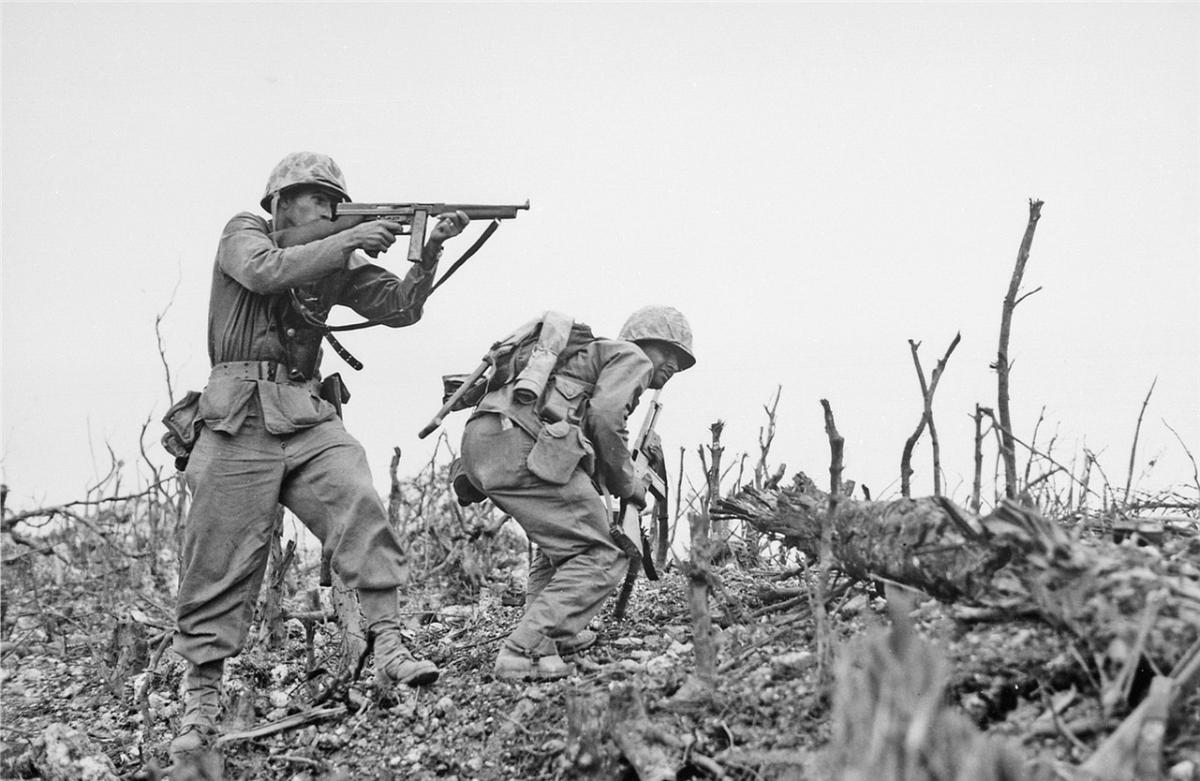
[494,637,572,681]
[557,629,597,657]
[359,587,439,687]
[169,661,223,757]
[373,624,439,687]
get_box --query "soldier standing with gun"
[456,306,696,681]
[168,152,471,757]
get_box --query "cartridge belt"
[209,360,313,386]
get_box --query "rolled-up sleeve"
[216,213,351,294]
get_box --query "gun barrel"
[439,201,531,220]
[336,201,530,221]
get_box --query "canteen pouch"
[526,419,593,485]
[161,390,204,471]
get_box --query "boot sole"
[494,669,570,682]
[401,669,439,687]
[377,661,440,688]
[493,662,572,682]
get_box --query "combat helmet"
[618,305,696,370]
[260,152,351,212]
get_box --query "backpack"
[442,318,596,413]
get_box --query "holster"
[319,373,351,419]
[161,390,204,471]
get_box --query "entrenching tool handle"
[418,357,490,439]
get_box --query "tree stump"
[563,690,614,778]
[105,617,148,697]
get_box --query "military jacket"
[473,338,654,500]
[199,212,436,435]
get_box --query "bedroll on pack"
[512,311,574,405]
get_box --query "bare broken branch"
[1124,377,1158,503]
[996,198,1045,499]
[901,333,961,498]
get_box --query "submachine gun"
[271,199,530,373]
[333,200,530,263]
[611,389,669,619]
[273,199,529,266]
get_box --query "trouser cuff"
[187,659,225,685]
[505,629,556,657]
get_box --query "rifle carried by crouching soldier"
[610,389,669,619]
[424,306,696,681]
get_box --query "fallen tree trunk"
[714,485,1010,601]
[714,485,1200,676]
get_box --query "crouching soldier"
[169,152,469,756]
[457,306,696,681]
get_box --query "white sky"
[2,3,1198,512]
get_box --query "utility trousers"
[174,412,406,666]
[461,413,627,654]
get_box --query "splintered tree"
[900,333,961,498]
[996,198,1044,499]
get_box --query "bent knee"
[593,545,629,588]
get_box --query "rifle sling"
[430,219,499,295]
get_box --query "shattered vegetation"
[2,204,1199,778]
[2,431,1198,780]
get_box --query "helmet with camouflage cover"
[260,152,351,212]
[618,305,696,370]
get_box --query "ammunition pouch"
[537,374,592,428]
[161,391,204,471]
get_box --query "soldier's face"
[279,188,335,227]
[640,341,683,390]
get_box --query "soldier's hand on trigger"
[429,210,470,242]
[348,219,404,255]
